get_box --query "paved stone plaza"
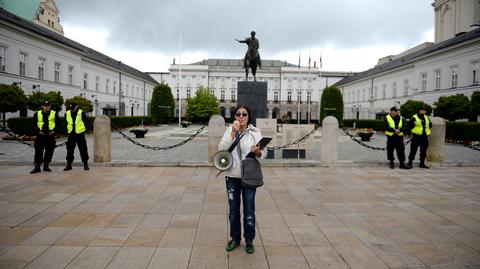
[0,166,479,268]
[1,125,480,165]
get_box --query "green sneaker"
[225,239,240,251]
[246,241,254,254]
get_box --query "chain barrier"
[112,123,207,151]
[267,124,321,150]
[1,127,67,148]
[446,141,480,151]
[341,127,412,151]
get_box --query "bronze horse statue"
[236,31,262,81]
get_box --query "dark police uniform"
[31,107,60,173]
[384,114,407,169]
[407,113,432,168]
[64,107,89,170]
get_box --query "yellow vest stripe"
[37,110,56,131]
[411,114,431,136]
[66,109,86,134]
[385,114,403,136]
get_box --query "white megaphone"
[213,150,234,171]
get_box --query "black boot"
[399,162,409,169]
[389,161,394,169]
[419,162,429,169]
[64,162,72,171]
[406,160,413,169]
[43,162,51,172]
[30,163,41,174]
[83,162,89,171]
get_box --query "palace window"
[231,89,236,101]
[450,67,458,88]
[287,91,292,102]
[54,62,60,82]
[0,46,6,72]
[19,52,27,76]
[435,70,441,89]
[38,58,45,80]
[83,73,88,89]
[220,89,225,101]
[403,80,409,96]
[274,90,279,102]
[307,91,312,102]
[68,66,74,85]
[421,73,427,91]
[392,82,397,97]
[95,76,100,91]
[472,61,480,85]
[382,84,386,99]
[297,90,302,103]
[106,79,110,93]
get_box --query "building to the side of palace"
[335,0,480,120]
[0,6,157,118]
[149,60,352,121]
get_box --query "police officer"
[31,100,60,173]
[384,107,408,169]
[64,102,89,171]
[407,106,432,169]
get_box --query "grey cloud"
[56,0,433,58]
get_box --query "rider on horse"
[236,31,262,80]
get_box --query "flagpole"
[297,50,301,161]
[179,32,182,126]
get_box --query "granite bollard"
[427,116,446,162]
[321,116,338,164]
[208,115,226,163]
[94,115,111,162]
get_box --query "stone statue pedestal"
[237,81,268,125]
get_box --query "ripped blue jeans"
[226,176,256,242]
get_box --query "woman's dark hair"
[234,105,252,126]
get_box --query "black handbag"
[236,133,264,188]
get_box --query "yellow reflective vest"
[66,109,86,134]
[411,114,431,136]
[37,110,56,131]
[385,114,403,136]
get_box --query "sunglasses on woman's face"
[235,112,248,117]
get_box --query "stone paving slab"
[0,166,479,268]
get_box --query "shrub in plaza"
[470,90,480,122]
[446,121,480,142]
[110,116,155,129]
[150,83,175,124]
[320,85,343,125]
[434,94,471,121]
[342,119,384,131]
[65,96,93,113]
[400,100,432,119]
[0,83,27,129]
[186,86,221,123]
[27,91,64,112]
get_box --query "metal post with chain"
[0,126,67,148]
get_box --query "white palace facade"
[150,60,352,121]
[0,8,157,118]
[335,0,480,120]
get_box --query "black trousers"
[409,134,429,163]
[66,133,89,163]
[386,135,405,162]
[34,134,56,164]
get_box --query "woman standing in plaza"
[218,105,267,254]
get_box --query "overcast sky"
[55,0,434,73]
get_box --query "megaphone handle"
[216,170,224,177]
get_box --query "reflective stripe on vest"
[385,114,403,136]
[66,109,86,134]
[411,114,431,136]
[37,110,56,131]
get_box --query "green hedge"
[109,116,155,129]
[445,122,480,142]
[343,119,384,131]
[7,116,155,135]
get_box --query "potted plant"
[129,119,148,138]
[356,128,374,141]
[180,120,191,128]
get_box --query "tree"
[400,100,432,119]
[320,85,343,124]
[470,91,480,122]
[0,84,27,129]
[150,83,174,124]
[434,94,470,121]
[65,96,93,113]
[186,86,220,123]
[27,91,64,112]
